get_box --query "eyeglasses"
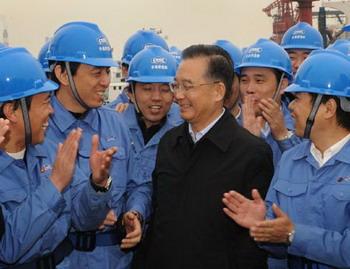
[169,80,221,93]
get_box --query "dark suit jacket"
[138,109,274,269]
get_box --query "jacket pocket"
[0,189,27,210]
[323,184,350,227]
[273,180,307,197]
[331,185,350,201]
[272,180,308,212]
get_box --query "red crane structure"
[263,0,319,43]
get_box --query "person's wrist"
[275,130,293,141]
[50,174,65,192]
[90,175,112,192]
[287,229,295,245]
[129,210,143,225]
[286,222,295,245]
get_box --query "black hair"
[182,44,234,101]
[49,61,81,85]
[272,69,284,84]
[127,82,135,93]
[121,63,129,69]
[0,96,33,119]
[311,93,350,131]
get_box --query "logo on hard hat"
[292,30,306,40]
[144,43,154,49]
[170,52,181,60]
[97,36,112,52]
[151,57,168,70]
[98,37,108,45]
[245,47,262,59]
[151,57,167,64]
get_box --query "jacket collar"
[291,140,311,161]
[125,103,182,146]
[171,109,238,152]
[291,139,350,165]
[51,95,99,133]
[0,150,15,173]
[332,139,350,165]
[125,103,181,130]
[0,144,46,173]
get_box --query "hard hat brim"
[285,83,350,97]
[127,76,174,83]
[236,62,293,81]
[343,24,350,32]
[283,45,321,51]
[0,80,58,102]
[48,56,118,67]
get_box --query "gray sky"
[1,0,320,59]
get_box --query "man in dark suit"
[138,44,274,269]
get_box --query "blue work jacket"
[108,90,129,109]
[0,140,111,267]
[47,96,151,269]
[121,103,183,185]
[264,139,350,268]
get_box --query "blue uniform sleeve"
[0,207,3,240]
[125,143,152,222]
[288,223,350,267]
[276,103,302,153]
[258,164,289,258]
[277,133,303,153]
[70,167,112,231]
[0,178,65,264]
[106,90,130,110]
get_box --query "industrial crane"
[263,0,319,43]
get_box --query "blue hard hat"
[285,49,350,97]
[47,21,117,67]
[281,22,324,50]
[38,40,51,72]
[236,38,293,80]
[169,46,182,66]
[0,43,7,49]
[0,47,58,102]
[213,39,242,70]
[121,30,169,65]
[127,45,176,83]
[342,24,350,32]
[326,39,350,58]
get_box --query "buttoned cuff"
[126,205,145,222]
[288,223,313,257]
[86,179,112,208]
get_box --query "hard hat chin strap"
[130,82,154,127]
[20,98,32,145]
[272,73,285,101]
[304,94,323,139]
[65,61,91,111]
[130,82,141,114]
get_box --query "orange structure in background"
[263,0,319,43]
